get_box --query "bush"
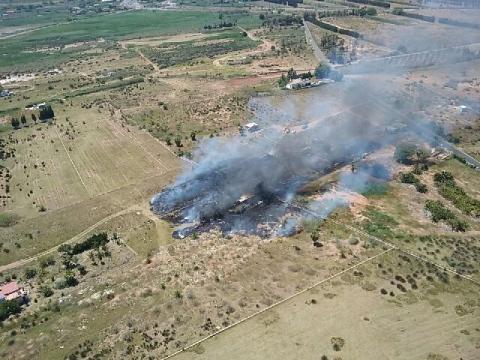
[63,272,78,288]
[40,286,54,298]
[24,268,37,279]
[415,183,428,193]
[399,172,418,184]
[39,256,55,268]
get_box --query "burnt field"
[151,81,416,239]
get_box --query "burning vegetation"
[150,80,421,239]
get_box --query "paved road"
[438,139,480,170]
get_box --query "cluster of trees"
[263,0,303,8]
[349,0,390,8]
[319,33,351,64]
[394,142,429,165]
[0,299,21,322]
[59,233,110,256]
[392,8,435,22]
[305,7,376,20]
[260,14,303,27]
[11,105,54,129]
[203,21,235,30]
[425,200,468,232]
[434,171,480,217]
[438,17,480,29]
[10,114,37,129]
[314,63,343,81]
[306,17,362,38]
[278,68,313,88]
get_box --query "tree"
[31,113,37,123]
[64,272,78,287]
[314,63,343,81]
[278,74,288,88]
[315,63,331,79]
[39,104,55,121]
[287,68,298,80]
[11,117,20,129]
[20,114,27,126]
[190,131,196,141]
[174,136,182,147]
[0,299,21,321]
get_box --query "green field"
[0,10,262,70]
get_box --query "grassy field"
[173,250,480,360]
[0,101,181,265]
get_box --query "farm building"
[0,281,27,303]
[286,78,312,90]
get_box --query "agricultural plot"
[1,106,179,215]
[0,102,181,265]
[0,10,262,70]
[141,29,259,69]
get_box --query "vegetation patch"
[424,200,468,232]
[399,172,427,193]
[143,30,258,69]
[58,232,110,256]
[0,212,19,227]
[433,171,480,217]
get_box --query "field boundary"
[161,247,393,360]
[54,126,89,194]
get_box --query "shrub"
[415,183,428,193]
[64,272,78,287]
[39,256,55,268]
[399,172,418,184]
[40,286,54,298]
[24,268,37,279]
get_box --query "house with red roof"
[0,281,26,303]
